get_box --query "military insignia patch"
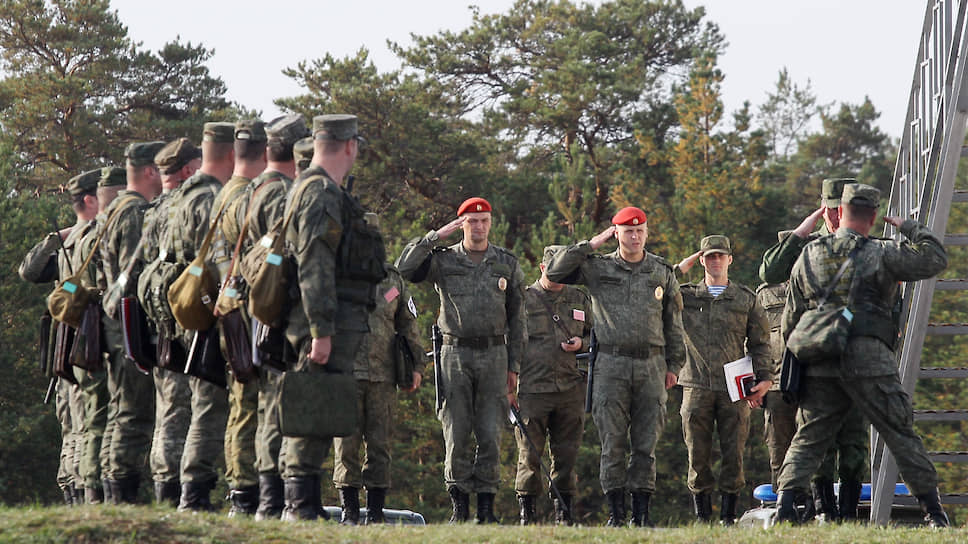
[654,286,663,300]
[384,286,399,303]
[498,277,507,291]
[407,296,417,317]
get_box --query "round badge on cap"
[457,197,492,216]
[612,206,647,226]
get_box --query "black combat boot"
[154,479,180,507]
[720,493,738,526]
[339,487,361,525]
[177,478,216,512]
[629,491,654,527]
[915,489,950,528]
[281,475,320,521]
[476,492,500,524]
[102,478,114,505]
[448,486,470,523]
[227,485,259,517]
[810,479,838,523]
[774,490,799,524]
[837,480,862,522]
[605,489,626,527]
[365,487,386,524]
[255,473,285,521]
[84,486,103,505]
[72,485,83,506]
[63,486,74,506]
[117,475,140,504]
[553,494,573,526]
[104,479,123,505]
[518,495,537,525]
[693,492,712,522]
[795,489,814,522]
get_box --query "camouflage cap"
[125,141,167,167]
[842,183,880,208]
[821,177,855,208]
[98,166,127,188]
[202,122,235,143]
[294,137,314,169]
[312,114,359,141]
[154,138,202,175]
[700,234,731,256]
[235,119,267,142]
[266,114,310,146]
[67,169,101,197]
[542,245,566,267]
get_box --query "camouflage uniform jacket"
[783,221,947,377]
[755,282,788,390]
[100,190,150,302]
[162,172,221,276]
[545,242,687,375]
[758,224,830,284]
[211,175,250,283]
[678,280,771,391]
[354,265,424,382]
[19,220,99,289]
[395,231,527,373]
[142,193,169,264]
[521,280,592,394]
[244,169,292,248]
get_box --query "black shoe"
[177,478,216,512]
[365,487,386,524]
[838,481,862,521]
[476,492,500,524]
[810,479,838,523]
[553,493,573,526]
[605,489,626,527]
[84,486,103,505]
[518,495,537,525]
[629,491,654,528]
[102,478,114,505]
[154,479,180,507]
[448,486,470,524]
[227,485,259,517]
[72,485,83,506]
[104,479,123,505]
[916,489,950,528]
[255,473,284,521]
[720,493,738,526]
[692,492,712,522]
[339,487,361,525]
[281,475,321,521]
[774,490,799,524]
[117,475,140,504]
[63,487,74,506]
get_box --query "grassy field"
[0,505,966,544]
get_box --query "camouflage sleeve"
[883,219,948,281]
[781,255,809,342]
[544,241,593,285]
[759,232,810,284]
[394,231,439,283]
[395,278,424,377]
[580,289,593,347]
[505,259,527,374]
[662,267,687,375]
[291,189,342,339]
[19,233,60,284]
[250,183,288,241]
[746,296,773,382]
[116,206,145,293]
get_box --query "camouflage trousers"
[149,367,190,484]
[180,373,229,484]
[815,408,868,484]
[55,378,82,491]
[680,387,749,494]
[256,370,283,474]
[438,343,508,495]
[763,391,797,489]
[778,375,937,496]
[514,386,584,497]
[224,371,259,489]
[333,380,395,490]
[280,332,362,478]
[75,365,109,489]
[103,318,155,480]
[592,350,667,494]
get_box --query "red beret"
[457,197,492,216]
[612,206,647,226]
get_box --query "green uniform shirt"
[755,282,788,389]
[100,190,150,303]
[245,169,292,247]
[353,266,423,382]
[521,280,592,394]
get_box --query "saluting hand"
[793,208,825,239]
[677,250,703,275]
[883,216,905,228]
[436,217,466,239]
[590,226,616,250]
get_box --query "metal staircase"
[872,0,968,525]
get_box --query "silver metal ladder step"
[951,189,968,201]
[920,367,968,378]
[913,409,968,421]
[891,493,968,506]
[925,323,968,334]
[942,234,968,245]
[934,278,968,290]
[928,451,968,462]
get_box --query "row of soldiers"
[20,111,951,527]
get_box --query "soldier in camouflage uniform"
[775,183,950,528]
[545,206,686,527]
[332,255,424,525]
[99,141,167,503]
[515,245,592,526]
[759,178,869,521]
[675,235,771,525]
[293,136,314,176]
[143,138,200,506]
[396,196,526,524]
[280,114,385,521]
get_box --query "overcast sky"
[111,0,926,140]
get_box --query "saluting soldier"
[396,196,526,524]
[515,245,591,526]
[545,206,686,528]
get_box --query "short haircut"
[320,139,346,155]
[203,141,234,162]
[267,140,294,162]
[845,203,877,222]
[71,192,94,213]
[234,138,267,162]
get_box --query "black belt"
[598,343,662,360]
[442,334,507,349]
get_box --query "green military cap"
[98,166,127,188]
[266,114,310,146]
[202,122,235,143]
[700,234,731,256]
[842,183,880,208]
[821,177,855,208]
[294,136,314,169]
[125,141,167,167]
[235,119,267,142]
[542,245,566,266]
[67,169,101,197]
[154,137,202,175]
[312,114,361,141]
